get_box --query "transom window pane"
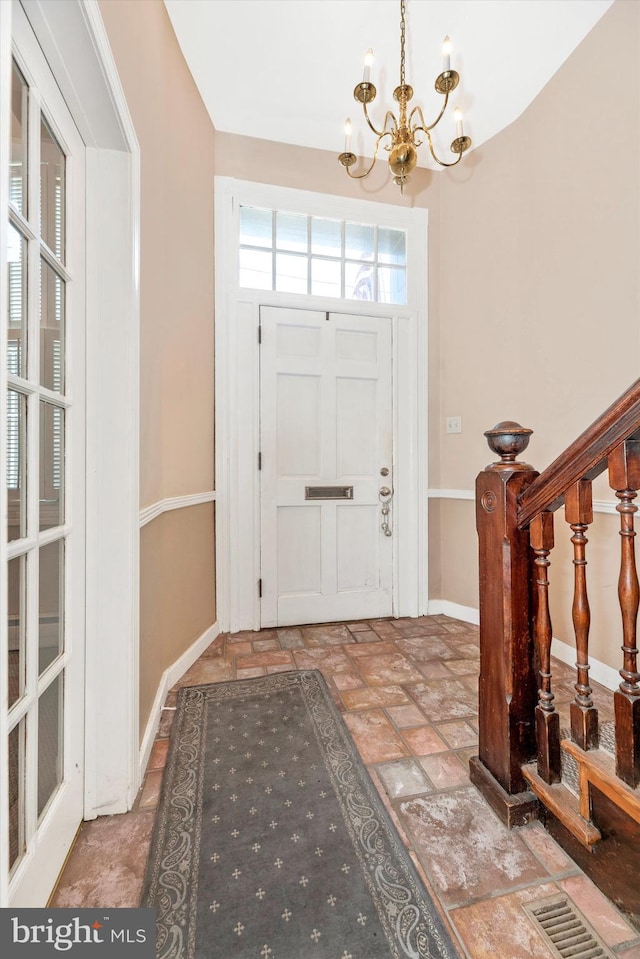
[311,258,341,298]
[275,252,307,295]
[239,206,407,305]
[379,227,406,265]
[239,247,271,291]
[345,260,375,301]
[345,222,374,261]
[239,206,272,248]
[311,218,341,257]
[378,265,407,305]
[276,212,307,253]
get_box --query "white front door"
[5,5,86,905]
[260,306,393,627]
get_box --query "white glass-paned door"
[4,6,86,906]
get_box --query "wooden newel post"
[469,421,539,828]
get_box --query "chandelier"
[338,0,472,193]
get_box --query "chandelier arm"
[344,134,389,180]
[424,129,464,168]
[409,92,449,134]
[363,102,397,139]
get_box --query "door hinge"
[258,324,262,344]
[258,578,263,598]
[258,451,262,470]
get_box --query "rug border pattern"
[142,669,458,959]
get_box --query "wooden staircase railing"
[470,379,640,839]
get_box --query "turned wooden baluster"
[608,439,640,787]
[566,479,599,749]
[531,511,561,782]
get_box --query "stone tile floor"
[51,615,640,958]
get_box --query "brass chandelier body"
[338,0,472,193]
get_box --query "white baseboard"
[427,599,479,625]
[551,637,619,692]
[139,621,220,779]
[427,600,619,692]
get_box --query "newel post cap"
[484,421,533,469]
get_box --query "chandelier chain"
[400,0,406,86]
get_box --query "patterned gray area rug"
[142,669,460,959]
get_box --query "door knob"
[378,484,393,537]
[380,467,389,476]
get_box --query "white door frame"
[0,0,140,906]
[214,178,429,633]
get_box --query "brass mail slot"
[305,485,354,500]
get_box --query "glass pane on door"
[8,555,26,708]
[39,400,64,530]
[8,222,27,377]
[7,389,26,542]
[10,63,28,215]
[40,117,65,262]
[40,259,65,392]
[8,720,25,871]
[39,539,63,674]
[37,674,63,818]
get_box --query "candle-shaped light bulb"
[344,117,352,153]
[454,106,464,138]
[442,36,452,72]
[363,48,374,83]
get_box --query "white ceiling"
[164,0,613,170]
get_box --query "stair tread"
[521,762,602,847]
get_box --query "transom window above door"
[239,206,407,305]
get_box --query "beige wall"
[100,0,215,507]
[139,505,215,732]
[214,133,438,209]
[99,0,217,735]
[433,0,640,670]
[97,0,638,739]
